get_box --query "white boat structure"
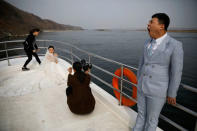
[0,40,196,131]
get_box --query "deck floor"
[0,58,132,131]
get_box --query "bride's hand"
[68,67,72,74]
[54,53,58,57]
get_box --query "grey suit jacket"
[137,35,184,98]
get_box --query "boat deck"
[0,57,162,131]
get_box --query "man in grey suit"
[133,13,183,131]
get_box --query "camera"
[81,59,92,71]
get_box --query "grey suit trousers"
[133,91,165,131]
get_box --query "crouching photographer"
[66,59,95,115]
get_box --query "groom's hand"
[167,96,176,105]
[68,67,72,74]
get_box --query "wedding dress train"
[0,51,68,97]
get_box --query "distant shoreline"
[92,29,197,33]
[135,29,197,33]
[42,29,83,32]
[0,29,84,40]
[1,29,197,40]
[168,30,197,33]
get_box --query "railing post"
[44,41,46,50]
[70,47,74,64]
[88,54,91,63]
[195,120,197,131]
[119,65,124,105]
[88,54,91,73]
[5,43,11,66]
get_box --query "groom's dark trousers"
[23,49,41,67]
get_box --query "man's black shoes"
[22,67,30,71]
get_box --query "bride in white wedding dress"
[0,45,68,97]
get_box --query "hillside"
[0,0,83,38]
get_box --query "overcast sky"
[6,0,197,29]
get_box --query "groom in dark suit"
[22,28,41,71]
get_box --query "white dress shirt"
[147,33,168,54]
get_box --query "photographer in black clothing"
[22,28,41,71]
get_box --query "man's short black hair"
[152,13,170,31]
[29,28,40,34]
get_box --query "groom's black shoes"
[22,67,30,71]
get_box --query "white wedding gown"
[0,51,68,97]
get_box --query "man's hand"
[67,67,72,74]
[167,97,176,105]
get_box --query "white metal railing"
[0,39,196,131]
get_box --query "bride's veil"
[40,47,67,80]
[42,48,57,66]
[42,49,50,66]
